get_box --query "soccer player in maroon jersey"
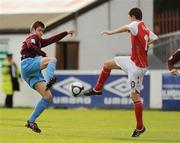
[21,21,74,133]
[167,49,180,75]
[84,8,158,137]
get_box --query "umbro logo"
[104,77,130,97]
[53,77,92,96]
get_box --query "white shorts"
[114,56,147,93]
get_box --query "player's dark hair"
[128,8,142,20]
[30,21,45,31]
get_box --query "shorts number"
[130,81,136,89]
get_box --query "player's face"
[34,26,45,38]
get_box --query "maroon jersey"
[20,31,68,60]
[167,49,180,70]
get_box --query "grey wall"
[47,0,153,70]
[0,0,153,70]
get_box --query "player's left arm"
[41,30,75,47]
[101,25,129,35]
[167,49,180,75]
[148,31,158,45]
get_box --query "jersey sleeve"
[41,31,68,47]
[149,31,158,41]
[126,21,139,36]
[167,49,180,71]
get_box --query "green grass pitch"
[0,108,180,143]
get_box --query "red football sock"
[134,100,144,130]
[94,66,111,91]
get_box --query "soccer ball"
[69,82,84,96]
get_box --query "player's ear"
[132,15,136,19]
[31,28,36,33]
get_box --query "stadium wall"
[0,0,155,107]
[0,0,153,70]
[0,70,166,109]
[45,0,153,70]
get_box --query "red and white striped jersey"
[126,21,158,68]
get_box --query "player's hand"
[101,30,112,35]
[67,30,75,36]
[170,68,179,76]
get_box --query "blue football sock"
[45,61,56,82]
[28,98,51,123]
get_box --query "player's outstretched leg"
[45,58,57,90]
[41,57,57,90]
[84,65,111,96]
[25,120,41,133]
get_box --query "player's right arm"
[167,49,180,76]
[26,34,46,57]
[101,25,129,35]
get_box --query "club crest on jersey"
[31,39,36,44]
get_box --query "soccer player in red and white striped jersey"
[84,7,158,137]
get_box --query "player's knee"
[103,61,111,70]
[131,91,140,102]
[49,57,57,63]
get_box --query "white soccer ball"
[69,82,84,96]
